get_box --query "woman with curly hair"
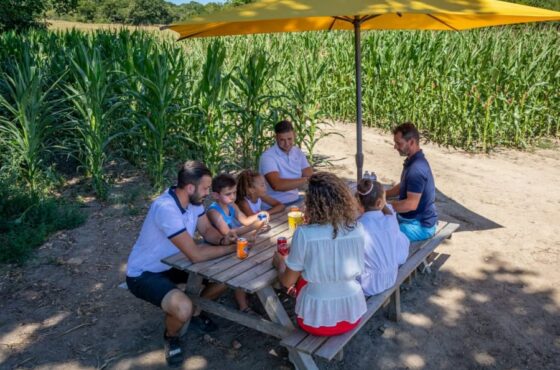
[273,172,367,336]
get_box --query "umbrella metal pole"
[353,18,364,182]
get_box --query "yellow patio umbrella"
[163,0,560,179]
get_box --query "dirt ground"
[1,123,559,370]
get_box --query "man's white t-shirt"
[259,144,310,204]
[126,188,205,277]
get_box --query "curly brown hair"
[305,172,358,238]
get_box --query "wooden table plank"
[213,228,295,282]
[197,225,290,279]
[241,268,279,294]
[226,260,276,288]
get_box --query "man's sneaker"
[189,312,218,333]
[164,333,184,368]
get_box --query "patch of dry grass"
[47,19,175,36]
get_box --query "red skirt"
[294,278,360,336]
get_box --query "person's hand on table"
[223,230,237,245]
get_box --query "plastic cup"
[288,211,304,230]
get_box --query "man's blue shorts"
[126,268,189,308]
[398,215,436,242]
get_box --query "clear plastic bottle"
[364,170,370,180]
[370,171,377,182]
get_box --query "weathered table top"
[162,197,305,294]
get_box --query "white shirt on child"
[358,205,410,296]
[245,197,262,214]
[285,223,367,328]
[259,144,310,204]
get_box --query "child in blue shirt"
[207,173,269,313]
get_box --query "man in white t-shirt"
[126,161,237,367]
[259,120,313,205]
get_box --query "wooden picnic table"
[161,196,306,347]
[161,183,457,369]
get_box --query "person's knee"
[162,290,193,323]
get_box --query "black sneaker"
[190,312,218,333]
[164,333,184,368]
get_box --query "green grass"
[0,179,86,264]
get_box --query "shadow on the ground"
[435,188,502,232]
[1,244,558,369]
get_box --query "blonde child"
[236,169,285,216]
[207,173,268,313]
[355,178,410,297]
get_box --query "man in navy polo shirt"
[386,122,438,241]
[126,161,237,367]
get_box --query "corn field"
[0,25,558,197]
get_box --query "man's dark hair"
[274,120,294,134]
[392,122,420,143]
[212,173,237,193]
[177,161,212,188]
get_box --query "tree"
[128,0,173,25]
[0,0,78,32]
[100,0,130,23]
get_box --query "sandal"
[164,332,184,367]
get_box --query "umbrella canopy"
[164,1,560,180]
[166,0,560,39]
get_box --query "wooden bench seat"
[280,221,459,369]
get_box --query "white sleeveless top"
[245,197,262,214]
[285,223,367,328]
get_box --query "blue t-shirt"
[208,202,240,229]
[398,150,437,227]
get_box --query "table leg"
[257,287,319,370]
[256,286,294,330]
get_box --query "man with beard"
[126,160,237,367]
[386,122,438,241]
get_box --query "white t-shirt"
[126,187,205,277]
[285,223,367,328]
[245,197,262,214]
[259,144,310,204]
[358,205,410,296]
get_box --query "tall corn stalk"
[189,40,232,174]
[0,46,65,193]
[131,44,192,191]
[227,50,281,169]
[284,57,335,165]
[66,43,122,199]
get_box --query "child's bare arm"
[233,203,261,226]
[207,209,232,236]
[261,194,285,215]
[238,199,255,216]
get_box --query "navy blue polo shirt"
[399,150,437,227]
